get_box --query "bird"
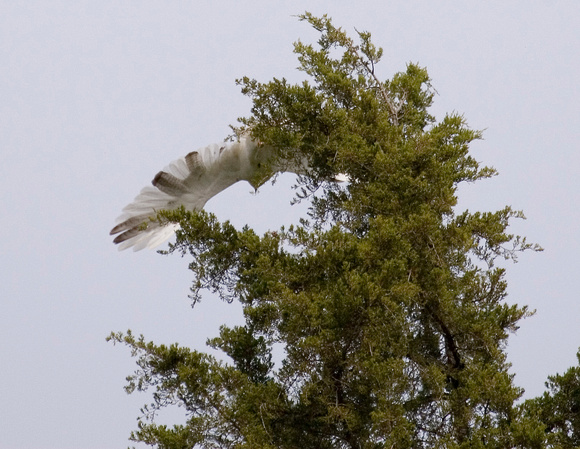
[110,135,343,251]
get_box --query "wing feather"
[152,171,189,196]
[110,137,265,251]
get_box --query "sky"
[1,1,579,448]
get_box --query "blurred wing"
[110,137,265,251]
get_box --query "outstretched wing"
[110,137,271,251]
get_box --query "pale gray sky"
[1,1,579,448]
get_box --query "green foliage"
[520,350,580,448]
[111,13,546,448]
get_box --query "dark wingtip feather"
[110,216,148,235]
[152,171,188,196]
[185,151,205,174]
[113,228,141,244]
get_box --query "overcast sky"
[1,1,579,448]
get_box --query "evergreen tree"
[109,13,544,448]
[521,350,580,448]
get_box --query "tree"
[520,350,580,448]
[109,13,544,448]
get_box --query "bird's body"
[110,136,281,251]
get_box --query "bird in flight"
[110,135,344,251]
